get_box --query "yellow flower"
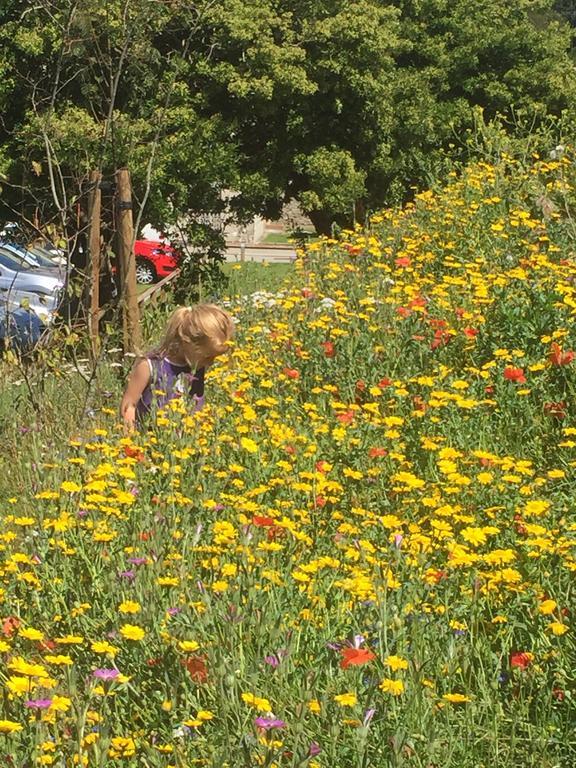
[197,710,215,721]
[51,695,72,712]
[547,622,568,636]
[379,679,404,696]
[19,627,44,642]
[0,719,23,733]
[60,481,82,493]
[54,635,84,645]
[333,692,357,707]
[178,641,200,653]
[308,699,321,714]
[44,655,73,666]
[538,600,557,615]
[118,601,141,614]
[119,624,145,641]
[240,437,258,453]
[384,655,408,671]
[90,641,118,656]
[241,692,272,712]
[442,693,471,703]
[8,657,49,678]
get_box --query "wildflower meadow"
[2,149,576,767]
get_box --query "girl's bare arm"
[120,359,151,428]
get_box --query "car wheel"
[136,259,156,284]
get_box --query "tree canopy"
[0,0,574,238]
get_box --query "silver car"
[0,246,64,322]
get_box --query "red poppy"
[301,288,315,298]
[183,654,209,683]
[355,380,366,392]
[463,327,479,338]
[315,460,330,473]
[321,341,336,358]
[549,342,575,366]
[396,307,411,318]
[283,368,300,379]
[503,367,526,384]
[378,377,393,388]
[315,496,327,508]
[340,647,376,669]
[368,447,388,458]
[395,256,411,267]
[430,330,451,350]
[253,516,276,527]
[510,652,533,670]
[345,244,362,256]
[123,445,145,462]
[336,410,355,425]
[409,295,427,309]
[2,617,20,638]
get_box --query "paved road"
[225,245,296,263]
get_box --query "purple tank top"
[136,357,205,424]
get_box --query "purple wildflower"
[92,668,120,681]
[25,699,52,709]
[309,742,321,757]
[254,716,286,729]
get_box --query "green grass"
[221,260,293,297]
[262,232,291,244]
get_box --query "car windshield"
[0,248,32,271]
[0,241,43,267]
[27,247,60,269]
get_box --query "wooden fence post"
[87,169,102,357]
[115,168,141,353]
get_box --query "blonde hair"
[153,304,235,365]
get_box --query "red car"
[134,239,180,284]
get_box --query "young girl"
[120,303,235,429]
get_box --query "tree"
[0,0,574,245]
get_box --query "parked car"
[0,241,64,275]
[0,247,64,323]
[0,307,45,353]
[134,239,180,284]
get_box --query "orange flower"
[549,343,575,366]
[340,647,376,669]
[321,341,336,358]
[503,367,526,384]
[2,617,20,638]
[336,410,355,425]
[283,368,300,379]
[252,516,275,527]
[368,447,388,458]
[182,654,208,683]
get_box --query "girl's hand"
[120,358,151,429]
